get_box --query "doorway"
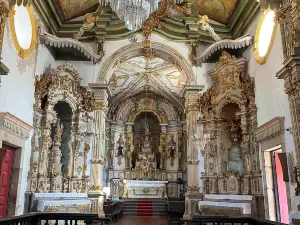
[0,145,14,218]
[264,147,289,224]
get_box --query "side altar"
[125,180,168,199]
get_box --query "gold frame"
[253,8,277,65]
[10,5,37,58]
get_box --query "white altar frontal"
[126,180,168,199]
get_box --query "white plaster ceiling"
[108,56,185,96]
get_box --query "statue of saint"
[117,145,124,157]
[145,120,150,134]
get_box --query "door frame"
[0,145,15,218]
[0,112,33,216]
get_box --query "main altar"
[114,121,169,199]
[125,180,168,199]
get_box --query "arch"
[98,41,196,84]
[216,95,246,117]
[128,109,166,123]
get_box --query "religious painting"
[54,0,98,21]
[194,0,240,24]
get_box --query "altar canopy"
[126,180,168,199]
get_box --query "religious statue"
[139,157,151,179]
[116,134,125,157]
[168,135,176,167]
[169,146,176,158]
[197,15,221,42]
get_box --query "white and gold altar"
[1,0,299,222]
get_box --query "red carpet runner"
[137,200,153,216]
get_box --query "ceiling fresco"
[54,0,98,21]
[108,57,185,96]
[194,0,240,24]
[34,0,259,42]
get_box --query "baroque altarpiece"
[183,51,263,219]
[26,63,102,214]
[199,51,261,195]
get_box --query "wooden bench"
[103,201,123,223]
[167,200,185,223]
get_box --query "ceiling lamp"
[100,0,184,31]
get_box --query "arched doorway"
[132,112,160,169]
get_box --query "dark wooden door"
[0,146,14,218]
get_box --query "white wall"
[0,15,56,214]
[243,14,297,212]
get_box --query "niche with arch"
[28,63,95,193]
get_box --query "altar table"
[126,180,168,199]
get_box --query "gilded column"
[183,85,203,220]
[126,123,134,169]
[90,102,107,191]
[49,120,64,192]
[159,124,167,170]
[276,0,300,195]
[88,86,109,218]
[27,111,42,192]
[38,112,55,192]
[277,60,300,194]
[0,0,9,56]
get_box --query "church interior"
[0,0,300,224]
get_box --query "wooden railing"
[0,213,109,225]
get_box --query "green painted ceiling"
[33,0,259,43]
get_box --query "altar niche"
[52,102,73,177]
[132,112,160,171]
[28,63,95,194]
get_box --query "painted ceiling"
[52,0,239,24]
[109,56,185,96]
[33,0,259,42]
[194,0,240,24]
[53,0,99,21]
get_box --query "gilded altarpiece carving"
[199,51,262,196]
[28,62,95,194]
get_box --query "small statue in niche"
[168,135,176,167]
[117,145,124,157]
[169,146,176,158]
[116,134,125,157]
[168,135,176,158]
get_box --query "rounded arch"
[98,41,196,84]
[128,109,166,123]
[216,95,246,117]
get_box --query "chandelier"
[99,0,184,31]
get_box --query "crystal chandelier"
[99,0,184,31]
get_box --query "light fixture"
[99,0,185,31]
[254,8,277,65]
[10,4,36,58]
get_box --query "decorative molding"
[198,201,251,215]
[40,32,102,63]
[33,193,88,199]
[0,112,32,139]
[205,194,252,201]
[197,35,253,64]
[255,117,285,142]
[10,5,37,58]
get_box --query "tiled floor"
[110,216,169,225]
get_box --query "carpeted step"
[123,198,167,216]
